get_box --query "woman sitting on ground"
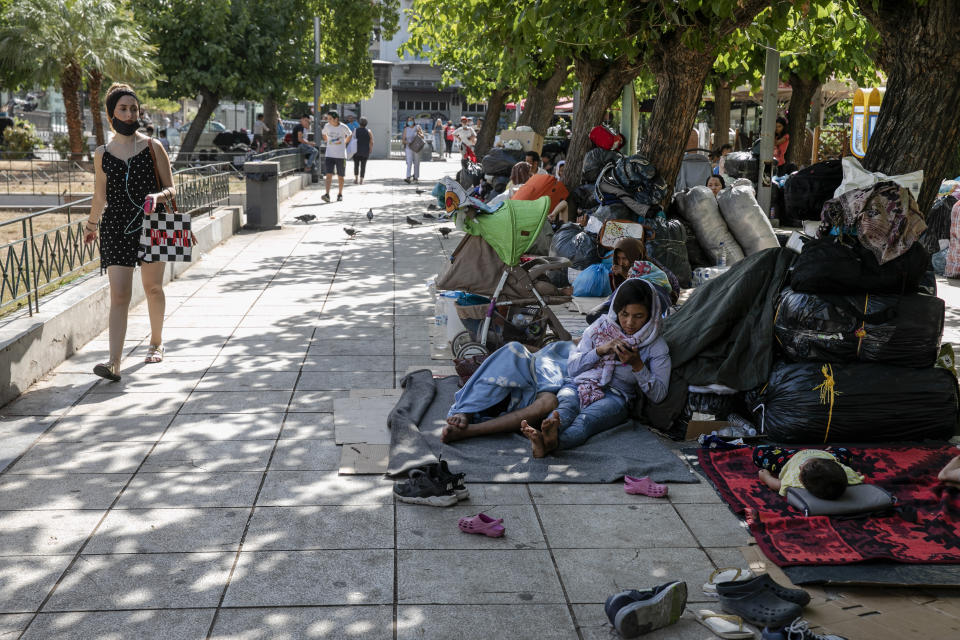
[585,237,680,324]
[487,161,532,208]
[522,279,671,457]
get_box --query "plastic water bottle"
[717,242,727,268]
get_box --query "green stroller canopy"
[456,196,551,266]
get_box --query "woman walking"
[83,83,176,381]
[352,118,373,184]
[402,117,424,183]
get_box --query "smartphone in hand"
[143,195,155,214]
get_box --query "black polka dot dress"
[99,144,165,268]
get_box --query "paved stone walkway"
[1,159,958,639]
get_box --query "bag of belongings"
[722,151,758,180]
[481,148,524,177]
[457,162,484,189]
[749,361,959,444]
[790,238,929,295]
[645,217,692,288]
[782,159,843,225]
[717,184,780,255]
[550,222,601,269]
[589,124,624,151]
[677,186,745,266]
[774,287,945,368]
[582,148,621,184]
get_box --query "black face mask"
[111,117,139,136]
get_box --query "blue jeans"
[299,143,319,168]
[555,383,629,449]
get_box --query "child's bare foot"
[541,411,561,453]
[521,419,546,458]
[938,455,960,483]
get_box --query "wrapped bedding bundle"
[678,186,745,265]
[751,361,958,444]
[775,288,944,368]
[646,217,692,288]
[717,184,780,255]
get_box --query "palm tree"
[85,2,156,147]
[0,0,152,159]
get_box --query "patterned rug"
[697,444,960,566]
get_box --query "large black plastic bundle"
[791,239,929,295]
[456,162,484,188]
[782,159,843,225]
[918,195,957,255]
[549,222,600,269]
[752,361,958,444]
[723,151,758,179]
[775,288,944,368]
[646,217,692,287]
[582,148,621,184]
[481,148,524,177]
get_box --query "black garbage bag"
[775,287,944,368]
[791,239,929,295]
[749,361,958,444]
[457,162,484,189]
[549,222,600,269]
[686,391,736,417]
[918,195,957,255]
[481,148,524,177]
[646,217,692,288]
[582,148,621,184]
[723,151,758,180]
[593,201,635,224]
[783,159,843,225]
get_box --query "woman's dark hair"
[105,83,138,119]
[775,116,788,138]
[706,174,726,188]
[613,280,653,315]
[358,117,368,127]
[719,143,732,153]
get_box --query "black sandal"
[718,587,803,628]
[716,573,810,606]
[93,362,121,382]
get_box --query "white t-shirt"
[253,120,267,135]
[323,122,352,159]
[454,126,476,154]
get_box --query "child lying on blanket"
[753,445,864,500]
[521,279,671,457]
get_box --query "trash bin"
[244,161,280,229]
[420,140,435,163]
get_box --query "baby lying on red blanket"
[752,445,864,500]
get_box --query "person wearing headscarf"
[608,237,680,305]
[487,161,533,208]
[522,279,672,457]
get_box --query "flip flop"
[693,609,756,639]
[458,513,505,538]
[703,567,756,596]
[624,475,668,498]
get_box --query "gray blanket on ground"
[387,371,699,484]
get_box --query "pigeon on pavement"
[406,216,422,226]
[423,213,436,219]
[344,227,358,237]
[415,188,425,195]
[426,204,438,210]
[295,214,316,223]
[366,209,374,222]
[438,227,452,238]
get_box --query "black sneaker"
[404,177,412,184]
[321,193,330,203]
[336,194,342,202]
[420,458,469,500]
[393,468,458,506]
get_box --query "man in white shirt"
[252,113,267,151]
[454,116,476,172]
[525,150,548,175]
[321,110,352,203]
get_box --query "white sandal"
[693,609,756,639]
[702,567,755,596]
[144,344,165,363]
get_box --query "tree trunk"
[517,57,570,136]
[179,89,219,154]
[858,0,960,212]
[264,95,279,149]
[474,88,508,158]
[641,46,713,203]
[88,69,105,148]
[785,71,819,166]
[60,61,84,161]
[562,57,641,193]
[713,80,732,148]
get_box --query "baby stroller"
[436,196,572,359]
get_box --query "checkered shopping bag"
[140,140,196,262]
[140,209,195,262]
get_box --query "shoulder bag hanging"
[141,141,195,262]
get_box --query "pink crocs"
[458,513,505,538]
[625,475,668,498]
